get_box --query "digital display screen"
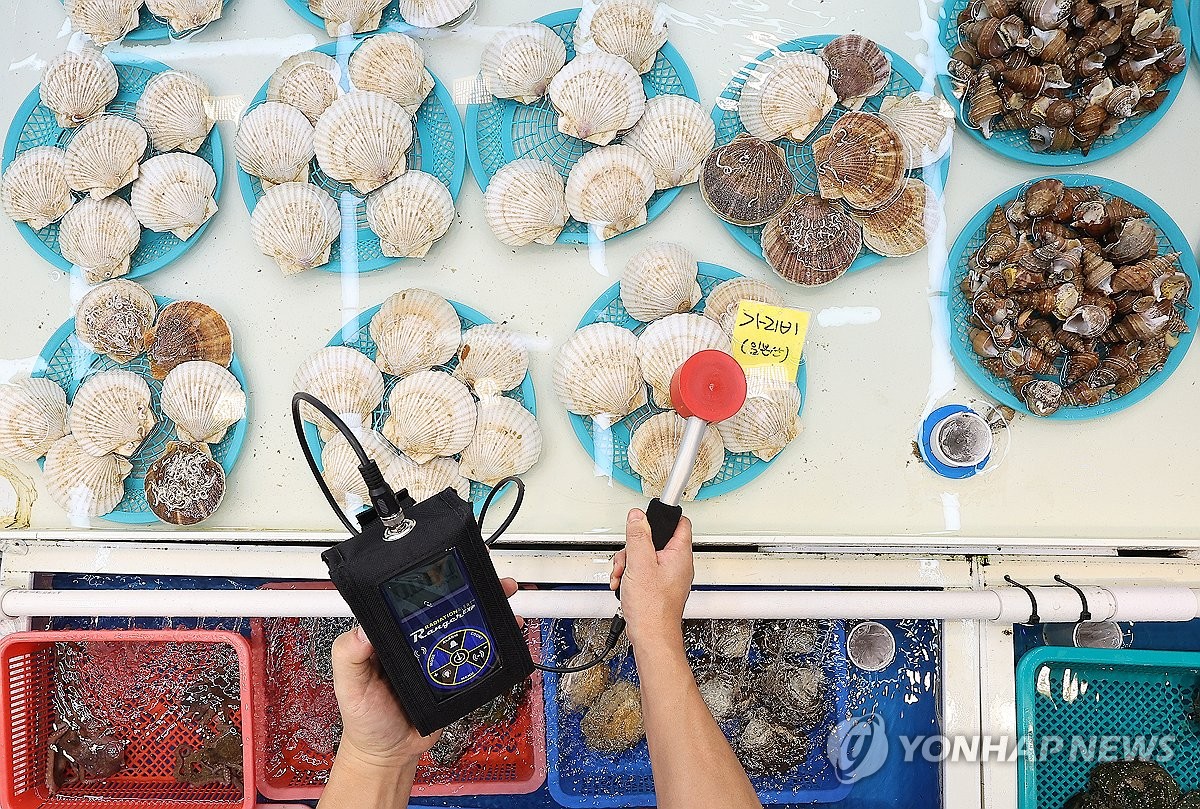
[381,552,467,616]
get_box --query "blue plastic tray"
[937,0,1190,165]
[542,618,853,807]
[30,296,249,525]
[3,55,224,279]
[237,38,466,274]
[1193,0,1200,63]
[1016,647,1200,809]
[466,8,699,245]
[710,34,951,274]
[282,0,429,35]
[57,0,237,41]
[943,174,1199,420]
[567,263,806,501]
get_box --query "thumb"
[331,626,378,692]
[663,514,693,555]
[625,508,657,566]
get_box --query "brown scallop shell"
[145,300,233,380]
[699,133,793,227]
[144,440,225,525]
[761,194,863,286]
[848,178,935,257]
[821,34,892,110]
[810,111,906,211]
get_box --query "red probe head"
[669,350,748,422]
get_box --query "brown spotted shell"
[761,194,863,286]
[699,133,793,227]
[821,34,892,110]
[144,440,225,525]
[810,111,906,211]
[145,300,234,380]
[847,178,935,258]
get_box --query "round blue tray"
[282,0,423,35]
[30,296,249,524]
[943,175,1199,420]
[58,0,237,42]
[237,39,466,274]
[465,8,700,245]
[3,55,224,279]
[302,299,538,508]
[937,0,1190,165]
[568,263,807,500]
[1193,0,1200,63]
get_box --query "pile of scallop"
[64,0,227,41]
[700,35,954,286]
[478,0,716,246]
[238,34,454,275]
[293,289,541,510]
[2,48,218,282]
[307,0,472,36]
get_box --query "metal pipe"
[660,416,708,507]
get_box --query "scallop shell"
[366,171,454,258]
[69,369,156,457]
[0,459,37,529]
[267,52,341,125]
[847,178,934,258]
[135,71,215,153]
[144,0,224,33]
[146,300,234,380]
[0,378,69,461]
[381,370,476,463]
[369,288,461,378]
[130,153,218,241]
[75,278,158,363]
[715,371,801,461]
[703,277,785,335]
[309,0,388,36]
[483,158,568,246]
[547,51,646,146]
[636,313,730,408]
[314,91,412,194]
[235,102,315,188]
[620,242,701,322]
[459,396,542,486]
[738,52,836,142]
[2,146,73,231]
[481,23,567,104]
[574,0,668,74]
[293,346,386,439]
[821,34,892,111]
[144,440,225,525]
[250,181,341,276]
[699,134,792,227]
[878,92,955,170]
[43,434,132,517]
[810,111,906,211]
[64,0,141,45]
[762,194,863,286]
[64,115,148,200]
[319,428,410,511]
[40,47,118,129]
[349,33,434,114]
[554,323,647,420]
[396,455,470,502]
[454,324,529,397]
[58,196,141,284]
[564,144,656,240]
[160,361,246,444]
[621,94,715,190]
[395,0,473,28]
[628,411,724,500]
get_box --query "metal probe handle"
[648,415,707,550]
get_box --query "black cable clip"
[1054,575,1092,623]
[1005,576,1041,625]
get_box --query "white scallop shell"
[482,23,566,104]
[267,52,341,125]
[130,152,217,241]
[878,92,955,170]
[160,360,246,444]
[847,177,935,258]
[459,396,541,486]
[40,47,118,129]
[396,455,470,502]
[739,52,836,142]
[369,288,461,378]
[636,313,730,408]
[65,0,141,46]
[349,33,434,114]
[144,0,224,33]
[75,278,158,363]
[366,171,454,258]
[703,277,784,335]
[483,158,568,246]
[293,345,387,439]
[2,146,73,231]
[575,0,667,75]
[453,323,529,397]
[69,369,156,457]
[319,428,411,512]
[628,410,724,500]
[396,0,473,28]
[381,370,476,463]
[235,102,315,188]
[554,322,646,420]
[43,434,133,517]
[564,144,656,240]
[64,115,148,200]
[314,91,412,194]
[249,181,341,276]
[715,370,801,461]
[136,70,215,153]
[0,378,69,461]
[548,51,646,146]
[58,196,142,284]
[309,0,388,36]
[620,94,714,190]
[620,242,701,322]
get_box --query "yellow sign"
[730,300,810,381]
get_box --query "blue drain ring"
[919,404,990,480]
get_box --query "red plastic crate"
[0,630,255,809]
[249,583,546,801]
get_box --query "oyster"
[267,52,341,125]
[40,47,118,129]
[144,441,225,525]
[380,370,476,463]
[0,378,69,461]
[453,323,529,397]
[64,0,141,45]
[144,0,224,33]
[620,94,715,190]
[69,369,156,457]
[736,715,809,776]
[754,619,822,659]
[703,277,784,335]
[135,70,215,153]
[574,0,668,74]
[699,134,792,226]
[75,278,158,363]
[848,178,935,258]
[145,300,233,380]
[130,152,218,241]
[459,395,542,486]
[547,51,646,146]
[365,170,454,258]
[738,51,836,142]
[348,33,434,114]
[293,346,386,439]
[395,0,473,28]
[715,370,801,461]
[755,664,828,729]
[554,323,647,420]
[249,182,341,276]
[636,313,729,408]
[57,196,142,284]
[483,158,568,246]
[313,91,411,194]
[160,361,246,444]
[697,670,741,722]
[698,619,754,659]
[619,242,701,322]
[481,22,566,104]
[811,111,906,210]
[319,428,411,511]
[0,459,37,529]
[559,655,611,713]
[564,144,656,240]
[1087,760,1181,807]
[309,0,388,36]
[879,92,954,170]
[627,410,725,500]
[580,680,644,754]
[64,115,148,200]
[2,146,73,231]
[368,288,461,378]
[43,434,132,518]
[822,34,891,110]
[234,102,315,188]
[762,194,863,286]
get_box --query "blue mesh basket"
[236,39,467,274]
[29,296,250,524]
[942,174,1199,420]
[1194,0,1200,62]
[1016,647,1200,809]
[710,34,952,274]
[465,8,699,245]
[542,618,853,807]
[2,55,224,278]
[936,0,1190,166]
[55,0,238,41]
[281,0,441,35]
[567,262,807,501]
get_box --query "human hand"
[609,508,694,651]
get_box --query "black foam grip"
[646,498,683,551]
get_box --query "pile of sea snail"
[947,0,1185,155]
[962,178,1190,416]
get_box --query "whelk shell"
[40,47,118,129]
[703,277,784,335]
[309,0,388,36]
[235,102,315,188]
[69,369,156,458]
[554,323,647,420]
[716,370,801,461]
[620,94,715,190]
[348,33,435,114]
[619,241,701,322]
[64,115,148,200]
[396,0,474,28]
[459,396,542,486]
[135,70,216,153]
[0,378,69,461]
[878,92,955,169]
[75,278,158,363]
[249,181,341,276]
[293,346,386,438]
[762,194,863,286]
[548,51,646,146]
[738,52,836,142]
[381,370,476,463]
[699,133,792,227]
[43,434,132,518]
[636,313,730,408]
[0,459,36,529]
[366,171,454,258]
[454,323,529,397]
[313,91,412,194]
[481,23,566,104]
[145,300,233,380]
[2,146,73,231]
[822,34,892,110]
[369,288,461,378]
[130,152,218,241]
[65,0,141,46]
[144,0,224,33]
[267,52,342,125]
[144,440,225,525]
[564,144,656,240]
[810,111,906,211]
[57,196,142,284]
[483,158,569,246]
[574,0,668,75]
[628,410,725,500]
[160,360,246,444]
[847,178,935,258]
